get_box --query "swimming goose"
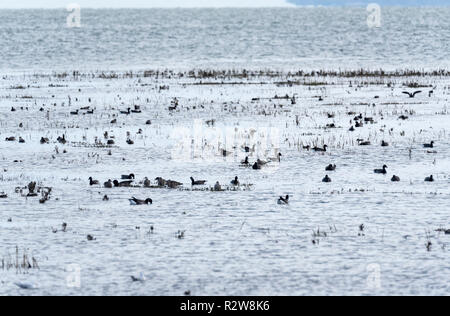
[381,140,389,147]
[70,109,79,115]
[129,197,153,205]
[89,177,99,186]
[167,180,183,189]
[358,140,371,146]
[214,182,222,191]
[403,91,422,98]
[121,173,135,180]
[241,157,250,166]
[313,145,328,152]
[155,177,166,187]
[322,175,332,183]
[190,177,207,186]
[120,108,131,115]
[391,175,400,182]
[423,141,434,148]
[230,176,240,186]
[113,180,133,187]
[143,177,151,188]
[325,164,336,171]
[349,126,355,132]
[104,180,113,188]
[252,162,262,170]
[424,175,434,182]
[57,135,67,144]
[374,165,388,174]
[40,137,49,144]
[269,153,282,163]
[277,195,289,205]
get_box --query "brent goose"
[104,180,113,188]
[129,197,153,205]
[113,180,133,187]
[381,141,389,147]
[120,108,131,115]
[325,164,336,171]
[230,176,240,186]
[143,177,151,188]
[403,91,422,98]
[374,165,388,174]
[190,177,207,186]
[322,175,332,183]
[121,173,135,180]
[423,141,434,148]
[269,153,282,163]
[313,145,328,152]
[252,162,262,170]
[391,175,400,182]
[277,195,289,205]
[349,126,355,132]
[425,175,434,182]
[214,182,222,191]
[241,157,250,166]
[358,140,371,146]
[167,180,183,189]
[40,137,49,144]
[89,177,99,186]
[155,177,166,187]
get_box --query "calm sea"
[1,7,449,72]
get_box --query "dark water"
[1,7,449,72]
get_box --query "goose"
[325,164,336,171]
[104,180,113,188]
[120,108,131,115]
[113,180,132,187]
[277,195,289,205]
[57,135,67,144]
[0,193,7,199]
[129,197,153,205]
[425,175,434,182]
[230,176,240,186]
[403,91,422,98]
[381,140,389,147]
[391,175,400,182]
[355,121,364,128]
[256,159,268,166]
[167,180,183,189]
[70,109,79,115]
[5,137,16,142]
[358,140,371,146]
[322,175,332,183]
[349,126,355,132]
[40,137,49,144]
[423,141,434,148]
[252,162,262,170]
[121,173,135,180]
[374,165,388,174]
[88,177,99,186]
[143,177,151,188]
[313,145,328,152]
[214,182,222,191]
[241,157,250,166]
[268,153,282,163]
[190,177,207,186]
[155,177,166,187]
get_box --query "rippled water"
[0,70,449,295]
[1,7,450,72]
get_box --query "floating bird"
[104,180,113,188]
[143,177,151,188]
[425,175,434,182]
[277,195,289,205]
[120,108,131,115]
[214,182,222,191]
[268,153,282,163]
[381,140,389,147]
[129,197,153,205]
[252,162,262,170]
[402,91,422,98]
[322,175,332,183]
[88,177,99,186]
[155,177,166,187]
[325,164,336,171]
[313,145,328,152]
[167,180,183,189]
[391,175,400,182]
[423,141,434,148]
[121,173,135,180]
[113,180,133,187]
[241,157,250,166]
[230,176,240,186]
[374,165,388,174]
[190,177,207,186]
